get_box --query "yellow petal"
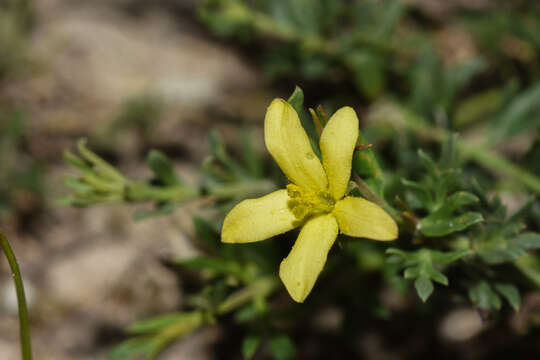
[279,214,338,302]
[333,196,397,241]
[221,189,298,243]
[264,99,328,192]
[320,106,359,200]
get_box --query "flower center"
[286,184,335,221]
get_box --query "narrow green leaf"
[417,149,437,174]
[431,249,471,265]
[107,336,157,360]
[208,130,247,178]
[287,86,304,115]
[242,334,261,359]
[494,283,521,311]
[442,59,485,110]
[477,247,525,265]
[414,275,434,302]
[132,203,175,221]
[513,232,540,250]
[63,177,94,193]
[147,150,182,186]
[426,268,448,286]
[454,88,501,128]
[347,51,385,98]
[77,139,124,182]
[234,302,262,323]
[63,150,90,170]
[490,82,540,143]
[469,281,502,310]
[439,191,479,216]
[477,232,540,265]
[376,1,405,39]
[440,133,460,170]
[269,334,296,360]
[176,256,239,273]
[403,266,420,279]
[127,312,186,334]
[401,178,426,192]
[420,212,483,237]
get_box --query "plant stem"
[0,229,33,360]
[353,174,402,223]
[217,277,279,315]
[460,143,540,194]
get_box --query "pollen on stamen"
[286,184,335,221]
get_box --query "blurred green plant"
[0,109,44,223]
[63,87,540,359]
[59,0,540,358]
[199,0,540,131]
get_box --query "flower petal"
[279,214,338,302]
[221,189,298,243]
[265,99,327,191]
[333,196,398,241]
[320,106,359,200]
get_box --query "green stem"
[125,183,200,202]
[353,174,402,223]
[460,143,540,194]
[146,277,280,358]
[217,277,279,315]
[0,229,33,360]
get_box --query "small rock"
[439,308,485,342]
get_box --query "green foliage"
[478,232,540,265]
[387,248,471,302]
[61,83,540,358]
[58,0,540,355]
[242,334,261,359]
[269,334,296,360]
[468,281,502,311]
[108,311,206,360]
[202,129,276,206]
[3,0,540,357]
[62,129,276,220]
[199,0,410,98]
[401,136,484,237]
[488,83,540,144]
[467,281,521,312]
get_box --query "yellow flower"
[221,99,398,302]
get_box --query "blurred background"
[1,0,540,359]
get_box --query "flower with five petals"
[221,98,398,302]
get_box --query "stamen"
[286,184,335,221]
